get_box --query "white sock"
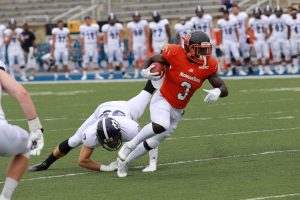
[95,71,100,76]
[64,72,69,78]
[54,73,58,79]
[125,143,148,163]
[127,91,152,119]
[148,147,158,165]
[134,69,139,74]
[293,58,299,68]
[83,70,87,76]
[1,177,18,199]
[128,123,155,148]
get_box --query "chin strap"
[199,56,207,68]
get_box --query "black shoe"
[29,162,49,172]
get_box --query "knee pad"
[143,141,153,151]
[58,139,73,154]
[152,122,168,134]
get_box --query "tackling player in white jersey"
[0,24,6,61]
[80,16,103,80]
[248,8,273,75]
[4,19,27,81]
[218,9,245,76]
[148,11,171,54]
[230,4,251,74]
[269,6,292,74]
[286,8,300,74]
[51,20,71,80]
[127,11,148,79]
[0,61,44,200]
[174,16,192,46]
[102,13,130,79]
[29,81,159,173]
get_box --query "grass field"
[0,77,300,200]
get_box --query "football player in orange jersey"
[117,31,228,177]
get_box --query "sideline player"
[174,16,191,46]
[286,8,300,74]
[127,11,148,78]
[149,11,171,54]
[0,61,44,200]
[102,13,130,79]
[117,31,228,177]
[0,23,6,61]
[80,16,103,80]
[248,8,273,75]
[29,81,159,173]
[51,20,71,80]
[4,19,27,81]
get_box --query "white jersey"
[0,61,7,121]
[80,24,99,45]
[101,23,123,47]
[0,25,6,46]
[149,19,169,43]
[249,17,268,41]
[286,16,300,40]
[174,22,192,38]
[52,27,70,49]
[4,28,23,51]
[217,18,238,42]
[269,14,288,39]
[189,14,213,37]
[127,20,148,48]
[230,12,248,36]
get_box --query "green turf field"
[0,78,300,200]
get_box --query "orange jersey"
[160,44,218,109]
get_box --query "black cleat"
[29,162,49,172]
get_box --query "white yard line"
[167,127,300,140]
[1,149,297,185]
[243,193,300,200]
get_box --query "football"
[150,62,166,79]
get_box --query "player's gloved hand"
[100,160,118,172]
[141,64,161,81]
[120,42,125,52]
[203,88,221,104]
[27,117,44,156]
[104,45,108,55]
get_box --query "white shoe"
[239,69,247,76]
[28,76,35,81]
[81,75,87,80]
[264,66,274,75]
[118,143,134,161]
[65,76,72,80]
[108,74,114,79]
[292,66,299,74]
[20,75,28,82]
[117,158,128,178]
[134,72,139,79]
[142,163,157,172]
[0,195,9,200]
[287,64,293,73]
[122,73,131,79]
[275,65,285,74]
[95,74,104,80]
[226,69,233,76]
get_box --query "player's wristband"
[28,117,42,132]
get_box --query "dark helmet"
[274,5,283,17]
[253,7,262,18]
[152,11,160,22]
[107,13,116,21]
[195,5,204,13]
[132,10,141,17]
[8,18,16,25]
[183,31,212,64]
[96,117,122,151]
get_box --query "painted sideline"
[243,193,300,200]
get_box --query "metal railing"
[67,4,104,21]
[51,5,83,23]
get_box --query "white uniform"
[217,18,241,63]
[268,14,290,61]
[127,20,148,61]
[0,25,6,61]
[249,17,269,60]
[52,27,70,66]
[68,92,150,148]
[101,23,123,63]
[149,19,169,54]
[230,12,250,59]
[174,22,192,46]
[286,16,300,56]
[0,61,30,158]
[189,14,213,38]
[80,24,99,65]
[4,28,25,67]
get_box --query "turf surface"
[0,78,299,200]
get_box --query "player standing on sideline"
[0,23,6,61]
[174,16,192,46]
[51,20,71,80]
[102,13,130,79]
[286,8,300,74]
[0,61,44,200]
[4,19,27,81]
[218,9,243,76]
[149,11,171,54]
[230,4,250,75]
[248,8,273,75]
[269,6,292,74]
[80,16,103,80]
[117,31,228,177]
[29,81,159,173]
[127,11,148,79]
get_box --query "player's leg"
[262,41,273,75]
[290,40,299,74]
[62,49,70,79]
[271,40,282,74]
[107,48,114,79]
[283,40,292,74]
[254,41,264,75]
[116,48,130,79]
[231,42,245,76]
[93,48,103,80]
[81,46,89,80]
[133,47,140,79]
[222,41,233,76]
[53,49,61,80]
[7,53,15,79]
[17,52,28,82]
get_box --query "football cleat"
[81,74,87,80]
[29,162,49,172]
[239,69,247,76]
[122,73,131,79]
[95,74,104,80]
[142,163,157,173]
[117,158,128,178]
[108,74,114,79]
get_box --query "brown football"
[150,62,165,79]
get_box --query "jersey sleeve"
[0,60,7,71]
[142,20,148,26]
[163,19,169,25]
[117,23,123,30]
[249,18,254,27]
[174,24,179,33]
[207,57,219,75]
[161,44,181,63]
[82,123,101,148]
[101,24,108,32]
[79,25,85,37]
[51,28,57,35]
[127,22,132,30]
[217,19,223,28]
